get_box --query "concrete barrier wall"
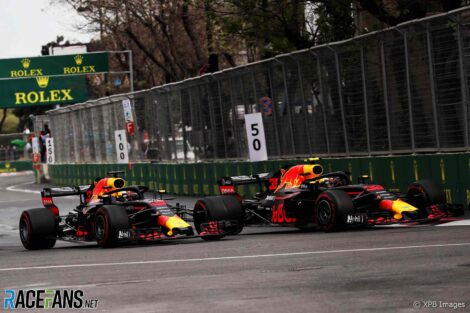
[49,153,470,205]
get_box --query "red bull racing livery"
[19,171,242,250]
[203,159,465,232]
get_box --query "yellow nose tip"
[393,213,403,220]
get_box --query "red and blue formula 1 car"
[19,171,243,250]
[199,159,465,232]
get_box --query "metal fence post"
[205,78,219,158]
[380,41,393,153]
[215,77,228,158]
[166,90,177,160]
[239,71,247,112]
[187,85,198,162]
[128,50,134,93]
[89,106,98,162]
[263,66,282,156]
[250,69,257,115]
[228,75,242,157]
[238,68,252,152]
[273,58,296,155]
[289,54,313,153]
[426,23,441,150]
[310,50,330,155]
[330,46,350,155]
[401,30,416,152]
[456,19,470,149]
[178,89,188,161]
[360,45,371,154]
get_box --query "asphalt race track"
[1,174,469,312]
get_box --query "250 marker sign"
[244,113,268,161]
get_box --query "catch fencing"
[42,7,470,164]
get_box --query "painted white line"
[437,220,470,227]
[0,171,34,177]
[5,181,40,194]
[1,242,469,272]
[40,279,154,290]
[21,283,51,288]
[375,224,408,228]
[0,224,17,231]
[0,199,37,203]
[5,181,78,200]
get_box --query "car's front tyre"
[407,180,446,216]
[193,196,244,240]
[94,205,130,248]
[315,190,354,232]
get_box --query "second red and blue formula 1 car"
[196,158,465,232]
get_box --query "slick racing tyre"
[94,205,130,248]
[407,180,446,215]
[19,208,57,250]
[193,195,244,240]
[315,190,354,232]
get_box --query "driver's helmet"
[318,176,345,187]
[317,177,333,187]
[110,191,126,201]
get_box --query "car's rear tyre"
[315,190,354,232]
[407,180,446,215]
[193,196,244,240]
[94,205,129,248]
[19,208,57,250]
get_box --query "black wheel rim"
[95,215,105,241]
[317,200,332,225]
[19,219,29,242]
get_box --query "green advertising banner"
[0,52,108,107]
[0,75,88,107]
[0,52,109,79]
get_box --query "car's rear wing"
[217,172,280,195]
[218,173,271,185]
[41,185,90,216]
[41,185,90,198]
